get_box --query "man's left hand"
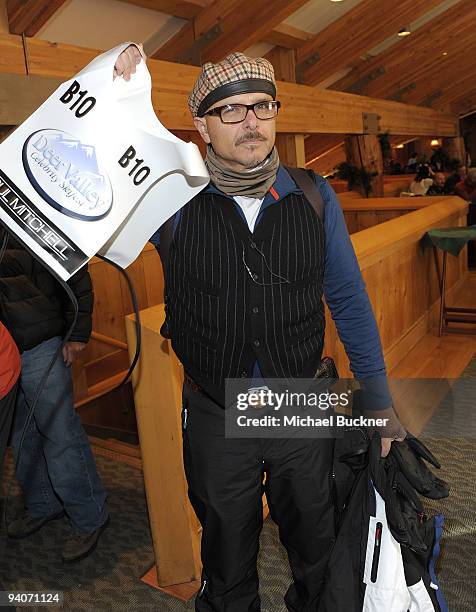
[62,341,86,366]
[380,435,406,457]
[379,408,407,456]
[362,405,407,457]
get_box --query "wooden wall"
[86,245,164,363]
[0,33,459,136]
[323,197,468,377]
[340,195,451,234]
[328,174,415,198]
[72,245,164,402]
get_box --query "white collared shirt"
[233,195,265,232]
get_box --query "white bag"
[0,42,209,280]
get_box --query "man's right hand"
[114,44,143,81]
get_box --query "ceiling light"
[330,0,345,2]
[431,139,440,146]
[398,28,411,37]
[442,52,448,56]
[396,144,404,149]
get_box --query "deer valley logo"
[22,129,113,221]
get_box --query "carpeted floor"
[1,363,476,611]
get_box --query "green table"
[425,226,476,336]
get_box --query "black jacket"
[0,244,93,352]
[319,432,447,611]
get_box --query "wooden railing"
[323,197,468,376]
[90,331,128,351]
[339,194,457,233]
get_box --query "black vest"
[165,189,325,405]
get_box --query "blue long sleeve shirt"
[150,165,392,409]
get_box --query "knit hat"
[188,52,276,118]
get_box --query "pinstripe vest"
[165,190,325,405]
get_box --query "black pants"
[182,383,335,612]
[0,383,17,492]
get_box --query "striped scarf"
[205,145,279,198]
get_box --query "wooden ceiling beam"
[152,0,239,62]
[333,0,476,97]
[364,32,476,111]
[6,0,68,36]
[153,0,310,64]
[363,33,476,110]
[0,34,456,137]
[408,53,476,108]
[118,0,311,48]
[117,0,208,20]
[295,0,443,86]
[264,24,313,50]
[369,29,476,103]
[442,82,476,107]
[0,32,25,73]
[433,71,476,110]
[121,1,313,52]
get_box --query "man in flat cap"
[115,48,403,611]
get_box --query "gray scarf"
[205,145,280,199]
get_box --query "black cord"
[0,228,8,266]
[95,254,141,388]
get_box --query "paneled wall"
[340,195,449,234]
[323,197,468,376]
[328,175,415,198]
[85,245,164,363]
[72,245,164,402]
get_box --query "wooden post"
[276,133,306,167]
[125,305,202,601]
[71,353,89,403]
[344,134,384,198]
[268,46,306,168]
[0,1,8,34]
[443,136,466,164]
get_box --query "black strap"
[158,215,174,276]
[157,216,175,339]
[285,166,325,223]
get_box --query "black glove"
[382,456,428,554]
[390,437,449,499]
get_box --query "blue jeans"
[10,336,108,533]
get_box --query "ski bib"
[0,42,209,280]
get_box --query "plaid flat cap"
[188,52,276,118]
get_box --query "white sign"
[0,43,209,280]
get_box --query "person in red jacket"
[0,322,20,489]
